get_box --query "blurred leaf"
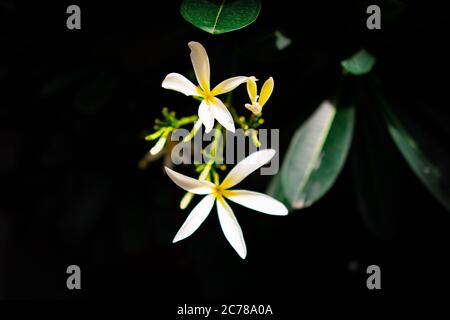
[341,49,376,75]
[272,100,355,210]
[378,0,406,23]
[382,100,450,212]
[180,0,261,35]
[241,29,293,62]
[274,30,292,50]
[351,99,398,240]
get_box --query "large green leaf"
[383,101,450,212]
[269,100,355,210]
[180,0,261,35]
[341,49,376,75]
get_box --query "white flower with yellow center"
[245,77,274,115]
[162,41,252,133]
[165,149,288,259]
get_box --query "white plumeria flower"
[165,149,288,259]
[245,77,274,115]
[162,41,252,133]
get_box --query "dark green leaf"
[341,49,376,75]
[383,100,450,212]
[180,0,261,35]
[266,173,291,210]
[269,100,355,210]
[351,102,398,240]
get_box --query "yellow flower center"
[204,92,215,103]
[212,185,224,197]
[198,86,215,103]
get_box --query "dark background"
[1,0,449,300]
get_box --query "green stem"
[229,106,242,126]
[177,115,198,127]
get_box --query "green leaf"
[266,173,291,210]
[382,101,450,212]
[241,30,293,62]
[341,49,376,75]
[180,0,261,35]
[269,100,355,210]
[274,30,292,51]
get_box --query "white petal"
[216,197,247,259]
[165,167,214,194]
[188,41,210,92]
[223,190,288,216]
[244,102,262,115]
[173,194,215,243]
[198,100,215,133]
[150,136,167,155]
[162,73,198,96]
[211,76,249,96]
[209,97,235,133]
[221,149,276,189]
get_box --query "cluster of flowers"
[150,41,287,259]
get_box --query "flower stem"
[177,115,198,127]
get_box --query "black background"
[1,0,449,300]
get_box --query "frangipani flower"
[245,77,274,115]
[165,149,288,259]
[162,41,251,133]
